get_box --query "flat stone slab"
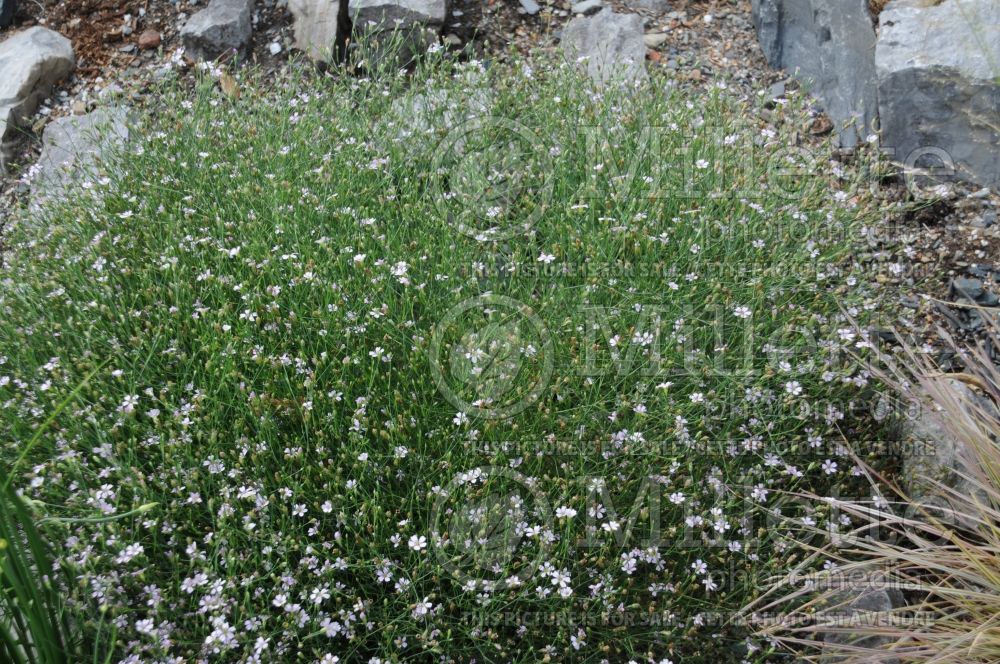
[349,0,447,28]
[561,8,648,86]
[31,108,130,209]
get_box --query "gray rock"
[31,108,129,208]
[976,209,997,228]
[623,0,670,11]
[518,0,541,15]
[571,0,602,16]
[348,0,447,67]
[180,0,253,61]
[750,0,877,147]
[385,69,491,153]
[876,0,1000,188]
[561,9,647,86]
[820,576,905,662]
[288,0,347,62]
[0,27,75,163]
[349,0,447,28]
[900,378,998,501]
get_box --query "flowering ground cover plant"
[0,50,892,662]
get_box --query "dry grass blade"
[746,325,1000,663]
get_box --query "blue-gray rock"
[0,0,16,28]
[561,9,647,86]
[750,0,878,148]
[951,277,984,301]
[0,27,75,165]
[180,0,253,61]
[876,0,1000,188]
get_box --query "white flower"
[320,617,342,637]
[555,506,577,519]
[115,543,144,564]
[537,252,555,264]
[785,381,803,396]
[733,305,752,319]
[118,394,139,414]
[408,534,427,552]
[310,585,331,604]
[412,597,435,619]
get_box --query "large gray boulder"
[31,108,130,209]
[180,0,253,61]
[288,0,348,62]
[876,0,1000,188]
[0,27,75,162]
[561,9,648,86]
[750,0,877,147]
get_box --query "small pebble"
[518,0,541,15]
[643,33,668,48]
[269,42,282,55]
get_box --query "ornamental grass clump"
[750,325,1000,662]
